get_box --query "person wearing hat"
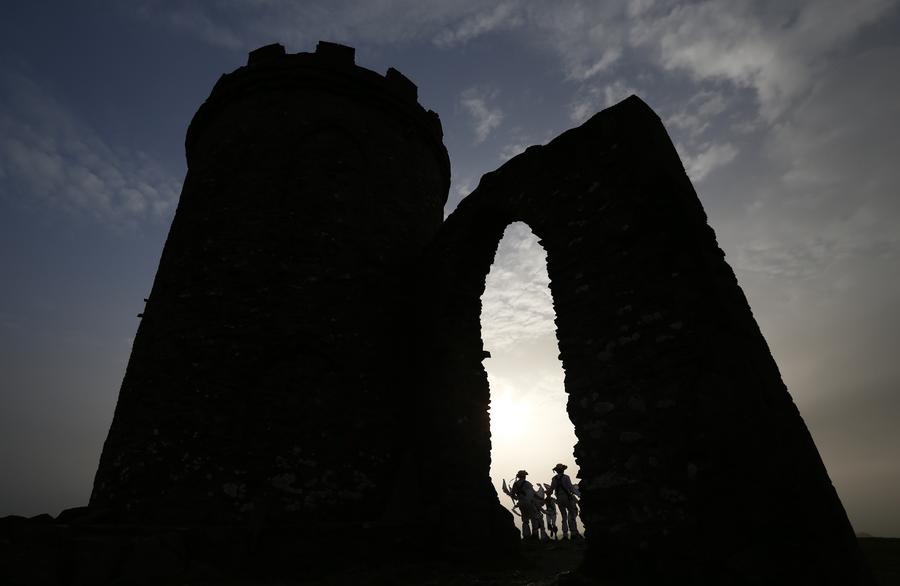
[549,463,581,540]
[511,470,547,541]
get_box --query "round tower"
[91,42,449,529]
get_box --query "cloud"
[434,2,524,47]
[666,90,727,136]
[627,0,657,19]
[460,87,504,143]
[679,141,737,182]
[447,175,478,213]
[498,127,555,163]
[662,88,738,186]
[138,2,244,49]
[569,80,639,123]
[520,3,625,81]
[499,142,528,161]
[734,238,838,280]
[134,0,894,128]
[728,45,900,282]
[136,0,503,50]
[0,67,179,225]
[481,222,556,350]
[136,1,626,83]
[629,0,897,121]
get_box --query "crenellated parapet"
[185,41,449,201]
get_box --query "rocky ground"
[145,537,900,585]
[860,538,900,586]
[300,539,587,586]
[298,538,900,586]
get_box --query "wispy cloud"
[481,222,556,350]
[0,67,179,225]
[729,45,900,281]
[138,2,244,49]
[521,3,625,81]
[434,2,524,47]
[666,90,727,136]
[629,0,896,121]
[499,141,529,161]
[460,87,504,143]
[135,0,895,127]
[735,238,839,280]
[569,80,638,123]
[679,141,738,182]
[136,0,511,50]
[447,175,478,213]
[498,127,556,162]
[136,1,626,82]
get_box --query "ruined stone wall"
[91,43,450,530]
[85,40,873,582]
[428,96,873,584]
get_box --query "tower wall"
[91,43,449,527]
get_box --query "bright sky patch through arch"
[482,222,581,535]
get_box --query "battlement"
[185,41,449,199]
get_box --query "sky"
[1,1,898,537]
[482,222,585,535]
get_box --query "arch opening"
[480,221,583,538]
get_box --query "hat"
[516,470,528,478]
[553,463,567,472]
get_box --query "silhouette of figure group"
[502,463,582,541]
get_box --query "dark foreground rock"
[860,538,900,586]
[4,514,899,585]
[0,515,575,585]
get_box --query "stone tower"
[91,42,458,532]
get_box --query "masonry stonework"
[426,96,873,584]
[91,42,457,532]
[27,42,873,583]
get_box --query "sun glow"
[489,388,535,441]
[482,223,580,535]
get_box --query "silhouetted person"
[549,463,580,540]
[541,484,559,539]
[511,470,546,540]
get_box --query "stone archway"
[423,96,872,584]
[481,221,577,533]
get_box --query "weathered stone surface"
[426,95,874,584]
[90,41,462,538]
